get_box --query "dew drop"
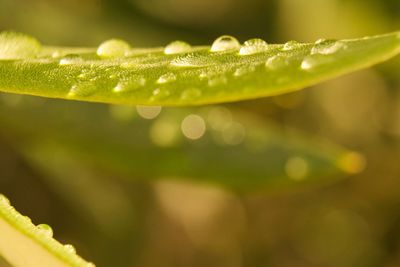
[37,224,53,238]
[64,244,76,254]
[180,88,202,101]
[282,40,300,51]
[170,53,209,68]
[151,88,171,101]
[97,39,131,58]
[157,73,177,84]
[234,65,256,77]
[301,54,332,71]
[113,76,146,93]
[265,55,288,70]
[208,75,227,87]
[68,82,97,97]
[0,194,10,205]
[59,54,83,65]
[164,41,191,55]
[239,38,269,55]
[210,35,240,52]
[311,40,346,55]
[0,31,41,59]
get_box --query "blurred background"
[1,0,400,266]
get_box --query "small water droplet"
[265,55,288,70]
[311,40,346,55]
[210,35,240,52]
[164,41,191,55]
[239,38,269,55]
[181,88,202,101]
[301,54,333,71]
[282,40,300,51]
[37,224,53,238]
[64,244,76,254]
[0,194,10,205]
[208,75,227,87]
[97,39,131,58]
[59,54,83,65]
[150,88,171,102]
[0,31,41,59]
[157,73,177,84]
[68,81,97,97]
[234,65,256,77]
[114,76,146,93]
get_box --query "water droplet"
[113,76,146,93]
[68,82,97,97]
[311,40,346,55]
[150,88,171,102]
[208,75,227,87]
[285,157,309,181]
[0,194,10,205]
[265,55,288,70]
[164,41,191,55]
[301,54,333,71]
[181,114,206,140]
[180,88,202,101]
[97,39,131,58]
[170,53,209,68]
[239,38,269,55]
[37,224,53,238]
[282,40,300,51]
[315,38,327,45]
[234,65,256,77]
[59,54,83,65]
[0,31,41,59]
[136,106,162,120]
[64,244,76,254]
[157,73,177,84]
[210,35,240,52]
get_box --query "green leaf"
[0,31,399,106]
[0,194,95,267]
[0,96,364,190]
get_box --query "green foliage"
[0,31,399,106]
[0,195,94,267]
[0,96,361,190]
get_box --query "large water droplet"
[282,40,300,51]
[265,55,288,70]
[210,35,240,52]
[181,88,202,101]
[164,41,191,55]
[157,73,177,84]
[239,38,269,55]
[97,39,131,58]
[114,76,146,93]
[59,54,83,65]
[0,32,41,60]
[0,194,10,205]
[37,224,53,238]
[64,244,76,254]
[311,40,346,55]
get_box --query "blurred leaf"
[0,96,362,190]
[0,194,95,267]
[0,31,399,106]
